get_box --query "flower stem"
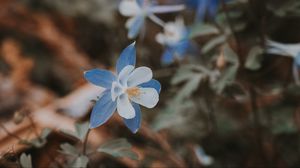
[26,113,41,140]
[249,86,267,165]
[83,128,91,155]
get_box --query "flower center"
[126,87,140,97]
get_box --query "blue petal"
[207,0,219,18]
[161,49,174,65]
[139,79,161,93]
[128,15,145,39]
[90,90,117,129]
[174,40,190,57]
[123,102,141,133]
[84,69,116,88]
[161,40,190,65]
[186,0,199,8]
[295,53,300,67]
[116,42,136,74]
[195,0,208,22]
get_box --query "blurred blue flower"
[187,0,219,22]
[155,18,191,64]
[266,40,300,84]
[84,42,161,133]
[119,0,185,39]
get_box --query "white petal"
[127,67,153,87]
[162,21,184,45]
[119,0,141,17]
[155,33,166,45]
[118,65,134,87]
[267,40,299,57]
[149,5,185,14]
[111,82,123,101]
[130,88,159,108]
[117,94,135,119]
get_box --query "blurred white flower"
[266,40,300,58]
[266,39,300,84]
[194,145,214,166]
[156,17,187,46]
[119,0,185,39]
[155,18,191,64]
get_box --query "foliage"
[97,138,138,160]
[61,122,90,142]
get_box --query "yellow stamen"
[126,87,140,97]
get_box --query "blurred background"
[0,0,300,167]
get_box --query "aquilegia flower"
[155,17,190,64]
[266,40,300,84]
[186,0,219,22]
[119,0,185,39]
[84,42,161,133]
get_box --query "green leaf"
[189,23,219,39]
[61,122,89,141]
[223,44,239,64]
[174,74,202,102]
[152,100,195,131]
[60,143,80,157]
[97,138,138,160]
[99,138,131,149]
[20,153,32,168]
[40,128,52,139]
[244,46,263,70]
[271,106,297,134]
[212,44,239,93]
[171,64,216,102]
[19,128,52,148]
[71,155,89,168]
[75,122,90,141]
[171,69,197,85]
[267,0,300,17]
[202,35,227,54]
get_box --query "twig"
[249,0,267,47]
[0,123,22,141]
[26,114,40,140]
[140,123,186,168]
[249,86,267,165]
[204,95,218,133]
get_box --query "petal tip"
[131,129,139,134]
[89,123,98,129]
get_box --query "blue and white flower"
[155,18,190,64]
[266,40,300,84]
[118,0,185,39]
[84,42,161,133]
